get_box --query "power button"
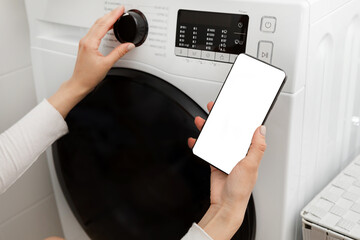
[261,16,276,33]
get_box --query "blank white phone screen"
[193,54,286,174]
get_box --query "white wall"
[0,0,64,239]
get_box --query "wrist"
[48,77,91,118]
[199,205,244,240]
[66,76,93,98]
[198,204,222,228]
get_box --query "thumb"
[106,43,135,65]
[245,126,267,166]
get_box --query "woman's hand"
[48,6,135,118]
[188,102,267,240]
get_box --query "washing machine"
[24,0,360,239]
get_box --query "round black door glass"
[53,68,255,240]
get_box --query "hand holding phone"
[188,105,267,240]
[193,54,286,174]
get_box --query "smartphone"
[192,53,286,174]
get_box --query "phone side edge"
[261,74,287,125]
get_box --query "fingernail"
[260,125,266,137]
[127,43,135,51]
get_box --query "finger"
[188,137,196,149]
[194,116,205,131]
[207,101,214,112]
[87,6,125,41]
[245,126,267,165]
[210,165,219,173]
[106,42,135,65]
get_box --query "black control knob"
[113,9,148,47]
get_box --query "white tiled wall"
[0,0,64,239]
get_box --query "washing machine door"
[53,68,255,240]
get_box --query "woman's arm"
[48,6,135,118]
[0,6,134,194]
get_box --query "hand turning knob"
[113,9,149,47]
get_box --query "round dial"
[113,9,148,47]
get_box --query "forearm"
[48,77,91,118]
[0,78,84,194]
[0,100,68,194]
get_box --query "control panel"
[175,10,249,63]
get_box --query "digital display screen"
[175,10,249,55]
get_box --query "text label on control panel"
[175,10,249,63]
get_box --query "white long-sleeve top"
[0,99,212,240]
[0,99,68,194]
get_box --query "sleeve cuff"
[181,223,213,240]
[42,99,69,137]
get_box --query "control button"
[188,49,201,59]
[201,51,215,61]
[215,53,230,62]
[175,47,188,57]
[261,16,276,33]
[229,54,238,63]
[238,22,244,29]
[234,34,246,46]
[257,41,273,63]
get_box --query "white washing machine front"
[25,0,314,239]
